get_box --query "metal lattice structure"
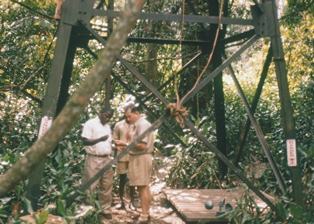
[25,0,304,216]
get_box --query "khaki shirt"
[113,120,135,162]
[129,117,154,155]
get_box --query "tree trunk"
[144,0,163,88]
[145,43,159,87]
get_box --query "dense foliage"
[0,0,313,223]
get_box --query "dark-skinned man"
[81,106,114,220]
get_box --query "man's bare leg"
[137,185,151,215]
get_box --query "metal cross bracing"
[26,0,304,217]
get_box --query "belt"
[88,154,109,158]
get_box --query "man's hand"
[116,145,124,152]
[114,140,127,152]
[100,135,109,141]
[114,139,127,146]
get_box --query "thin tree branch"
[0,84,42,105]
[19,65,47,92]
[10,0,55,21]
[280,5,312,21]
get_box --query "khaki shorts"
[116,161,129,175]
[129,154,152,186]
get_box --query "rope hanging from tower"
[166,0,224,128]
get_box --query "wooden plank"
[162,189,273,222]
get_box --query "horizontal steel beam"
[78,34,209,46]
[93,10,254,26]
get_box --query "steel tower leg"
[25,0,78,210]
[268,0,304,209]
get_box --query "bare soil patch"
[106,182,186,224]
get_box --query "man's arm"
[132,121,149,150]
[115,140,147,151]
[82,135,109,146]
[134,141,147,150]
[114,139,127,152]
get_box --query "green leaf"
[276,202,288,219]
[67,141,72,150]
[23,197,34,214]
[57,200,66,216]
[242,211,251,223]
[32,213,39,223]
[38,210,49,224]
[34,21,41,26]
[290,203,303,219]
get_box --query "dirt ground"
[19,183,186,224]
[105,182,187,224]
[101,154,188,224]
